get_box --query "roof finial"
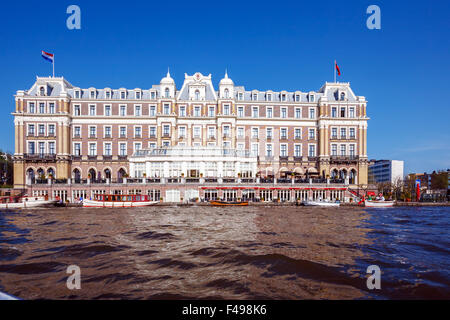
[167,67,170,78]
[225,68,228,79]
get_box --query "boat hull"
[0,199,56,209]
[82,199,159,208]
[364,200,395,208]
[210,201,249,206]
[302,201,340,207]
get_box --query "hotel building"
[12,71,369,201]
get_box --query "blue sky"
[0,0,449,174]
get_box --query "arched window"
[224,89,229,98]
[39,87,45,96]
[165,88,170,98]
[104,168,111,179]
[88,168,96,181]
[73,169,81,183]
[47,168,55,178]
[195,90,200,100]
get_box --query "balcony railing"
[24,153,56,161]
[103,155,113,160]
[87,155,98,160]
[330,155,359,162]
[71,154,82,161]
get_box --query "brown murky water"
[0,206,449,299]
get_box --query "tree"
[431,171,448,190]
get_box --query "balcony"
[24,153,56,162]
[162,133,170,138]
[73,134,81,139]
[71,154,82,161]
[119,134,127,138]
[307,156,318,162]
[103,155,113,161]
[118,155,127,160]
[279,156,289,162]
[104,134,112,139]
[89,134,97,139]
[149,134,157,139]
[330,155,359,163]
[87,155,98,160]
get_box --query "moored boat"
[82,194,159,208]
[0,196,57,209]
[301,200,340,207]
[364,200,395,208]
[210,200,249,206]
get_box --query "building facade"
[12,72,369,188]
[368,160,404,184]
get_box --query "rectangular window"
[48,124,55,136]
[267,94,272,101]
[28,124,35,136]
[89,143,97,156]
[49,103,55,113]
[39,124,45,135]
[105,105,111,116]
[252,128,259,139]
[29,103,35,113]
[119,143,127,156]
[350,144,355,156]
[295,108,301,119]
[223,104,230,115]
[309,108,315,119]
[280,144,287,157]
[281,107,287,118]
[74,143,81,156]
[193,127,200,138]
[91,91,96,99]
[135,105,141,116]
[238,107,244,118]
[104,143,112,156]
[294,144,301,157]
[332,128,338,139]
[74,126,81,137]
[340,128,347,138]
[75,91,80,99]
[208,127,215,139]
[280,128,287,139]
[209,106,215,117]
[266,107,273,118]
[180,106,186,117]
[120,105,126,116]
[308,145,316,157]
[163,125,170,136]
[104,126,112,138]
[332,107,337,118]
[340,107,346,117]
[136,91,141,99]
[266,144,273,157]
[163,104,170,115]
[251,143,258,156]
[150,92,155,100]
[149,126,156,137]
[308,128,315,140]
[349,107,355,118]
[74,105,80,116]
[223,126,230,138]
[28,141,35,154]
[179,126,186,138]
[39,103,45,113]
[194,106,201,117]
[121,91,126,99]
[135,127,142,138]
[149,106,156,116]
[252,107,259,118]
[106,91,111,99]
[89,126,96,137]
[89,105,96,116]
[295,128,301,139]
[340,144,346,156]
[332,144,337,156]
[238,93,243,101]
[120,126,126,138]
[266,128,273,139]
[39,142,45,155]
[237,127,244,138]
[134,143,142,152]
[350,128,355,138]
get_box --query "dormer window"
[309,94,315,102]
[340,92,345,101]
[267,94,272,101]
[90,91,96,99]
[39,87,45,96]
[295,95,300,102]
[150,91,156,100]
[281,94,286,102]
[253,93,257,101]
[136,91,141,99]
[238,92,243,101]
[75,90,80,99]
[165,88,170,98]
[105,91,111,99]
[120,91,126,99]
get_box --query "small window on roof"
[39,87,45,96]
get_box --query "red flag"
[335,61,341,76]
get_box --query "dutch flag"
[41,50,54,63]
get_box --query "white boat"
[364,200,395,208]
[83,194,159,208]
[302,200,340,207]
[0,196,57,209]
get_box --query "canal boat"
[301,200,340,207]
[0,195,57,209]
[210,200,249,206]
[82,194,159,208]
[364,200,395,208]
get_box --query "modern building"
[12,71,369,189]
[368,160,404,184]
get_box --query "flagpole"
[53,55,55,78]
[334,60,336,83]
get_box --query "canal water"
[0,206,449,299]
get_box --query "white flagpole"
[52,55,55,78]
[334,60,336,83]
